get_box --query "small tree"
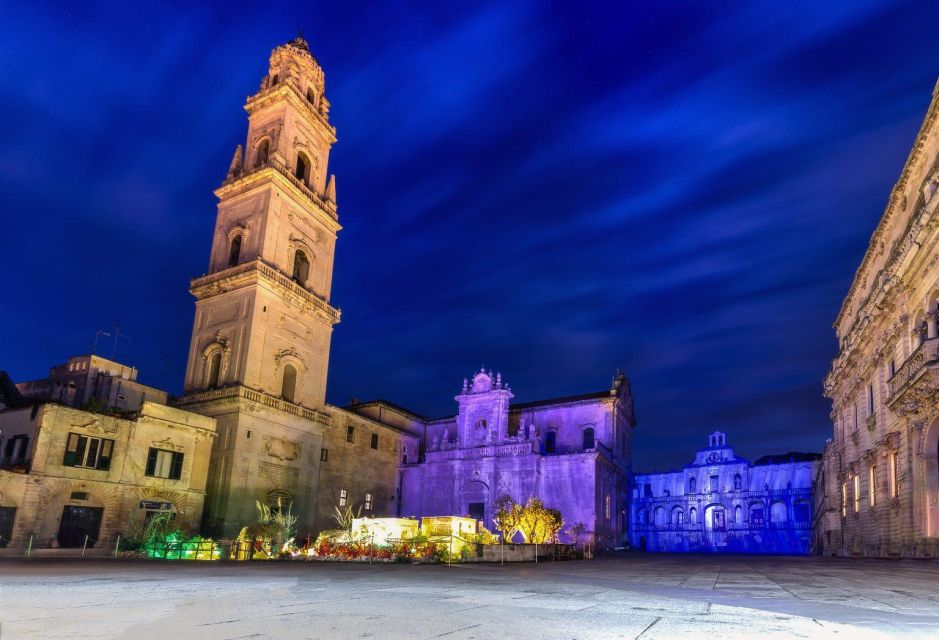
[493,495,521,543]
[542,508,564,543]
[517,497,547,543]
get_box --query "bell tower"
[177,36,341,537]
[183,35,340,407]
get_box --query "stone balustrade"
[887,338,939,403]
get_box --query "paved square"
[2,554,938,639]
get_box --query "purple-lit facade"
[630,432,818,554]
[359,369,636,546]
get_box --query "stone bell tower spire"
[177,36,342,537]
[181,36,341,407]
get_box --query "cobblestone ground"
[2,554,939,639]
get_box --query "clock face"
[707,452,721,463]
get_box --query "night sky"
[2,1,939,470]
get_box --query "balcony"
[887,338,939,411]
[0,456,31,473]
[219,157,337,221]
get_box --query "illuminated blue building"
[630,432,819,554]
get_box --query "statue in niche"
[442,427,449,445]
[431,435,439,451]
[475,419,487,442]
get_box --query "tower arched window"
[688,476,696,494]
[545,430,557,454]
[281,364,297,403]
[271,73,279,86]
[292,250,310,284]
[228,235,242,267]
[306,87,316,105]
[295,153,310,186]
[255,139,269,168]
[582,427,595,450]
[733,473,742,491]
[207,352,222,389]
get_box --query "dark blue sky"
[2,1,938,469]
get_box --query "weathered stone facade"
[630,432,816,554]
[821,79,939,558]
[379,369,636,546]
[0,401,216,548]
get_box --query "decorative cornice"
[175,384,330,426]
[190,258,340,327]
[835,78,939,332]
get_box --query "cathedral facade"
[821,80,939,557]
[630,432,817,554]
[355,369,636,546]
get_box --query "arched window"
[689,507,697,524]
[771,501,788,523]
[271,73,279,86]
[734,504,742,524]
[292,250,310,284]
[255,139,269,168]
[653,507,666,527]
[688,476,696,493]
[295,153,310,186]
[306,87,316,104]
[733,473,742,491]
[672,507,683,525]
[207,352,221,389]
[281,364,297,403]
[582,427,595,450]
[228,235,242,267]
[750,502,765,526]
[545,430,557,454]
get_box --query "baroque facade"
[821,80,939,558]
[0,382,216,549]
[630,432,817,554]
[174,36,419,539]
[354,369,636,546]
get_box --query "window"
[890,451,899,498]
[292,250,310,284]
[889,359,896,378]
[339,488,348,507]
[734,504,742,524]
[228,235,242,267]
[207,352,221,388]
[750,503,764,526]
[867,383,874,414]
[70,491,89,501]
[271,73,279,86]
[841,482,847,517]
[854,475,860,513]
[146,448,183,480]
[688,476,696,493]
[281,364,297,403]
[255,139,270,167]
[346,426,355,443]
[582,427,595,450]
[370,433,378,450]
[711,508,726,531]
[364,493,373,511]
[605,494,611,519]
[402,454,408,464]
[4,434,29,463]
[295,153,310,186]
[306,87,316,104]
[733,473,742,491]
[545,430,556,454]
[63,434,113,471]
[320,448,328,462]
[709,475,719,492]
[869,465,877,507]
[689,507,697,524]
[794,500,811,522]
[853,403,858,431]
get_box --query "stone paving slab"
[2,554,939,638]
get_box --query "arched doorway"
[460,480,488,526]
[55,491,105,548]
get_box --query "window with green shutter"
[146,448,184,480]
[63,433,114,470]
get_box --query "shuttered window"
[146,448,184,480]
[63,433,113,470]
